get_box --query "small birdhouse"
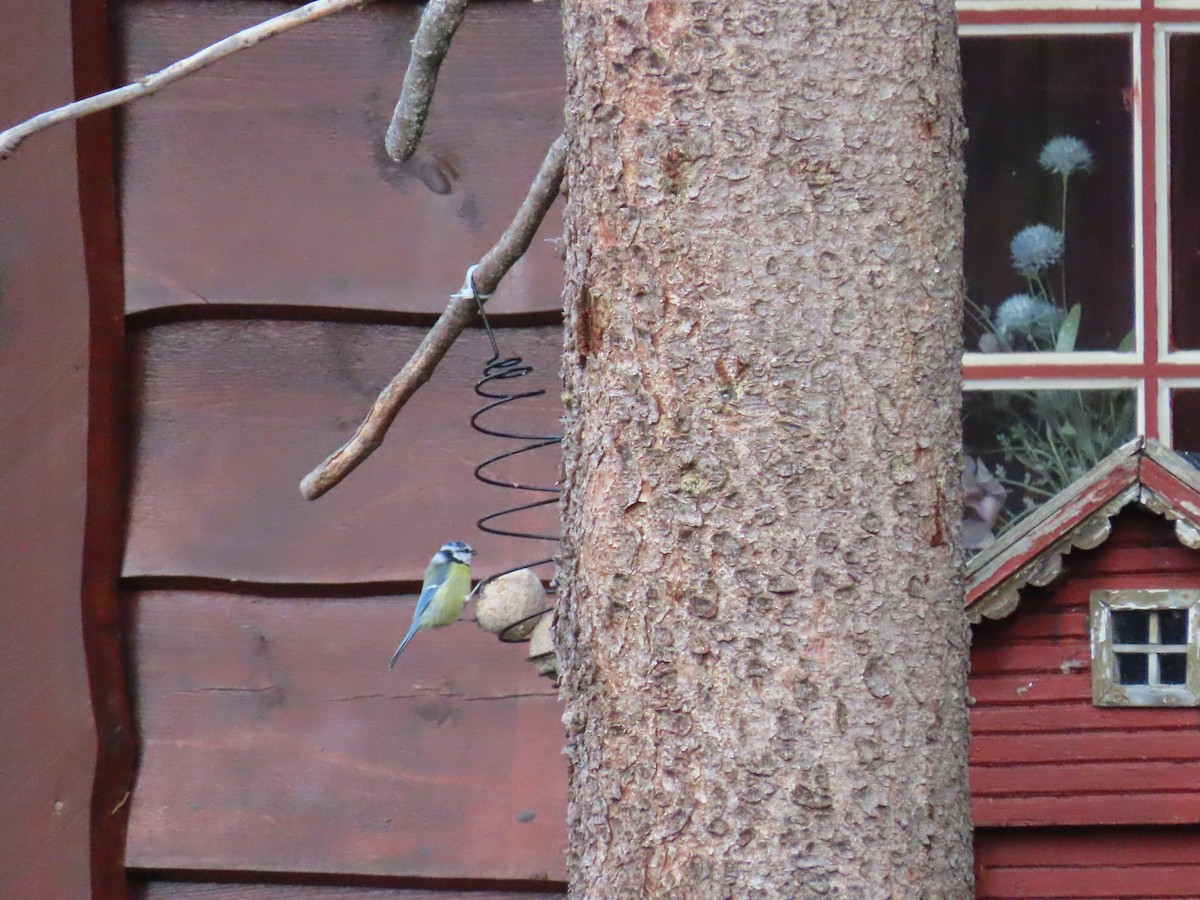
[965,437,1200,896]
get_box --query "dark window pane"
[962,36,1135,353]
[1171,36,1200,349]
[1160,652,1189,686]
[1113,610,1149,644]
[963,389,1137,544]
[1169,390,1200,457]
[1116,652,1149,685]
[1159,609,1189,645]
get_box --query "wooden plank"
[967,672,1092,705]
[973,793,1200,827]
[977,826,1200,866]
[969,567,1200,648]
[970,639,1092,676]
[979,863,1200,898]
[971,607,1086,642]
[974,828,1200,898]
[118,0,566,317]
[0,4,99,897]
[74,0,140,893]
[1097,504,1186,548]
[123,320,562,583]
[138,884,564,899]
[971,729,1200,765]
[125,590,567,881]
[1066,545,1200,576]
[971,759,1200,795]
[970,702,1200,735]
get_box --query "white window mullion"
[1149,611,1162,686]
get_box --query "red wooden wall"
[113,0,570,895]
[122,321,561,583]
[118,0,565,320]
[0,1,131,897]
[968,508,1200,827]
[0,4,96,896]
[974,827,1200,899]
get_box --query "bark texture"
[557,0,972,896]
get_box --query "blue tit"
[389,541,476,667]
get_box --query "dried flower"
[1010,224,1064,276]
[1039,136,1093,177]
[994,293,1061,341]
[963,456,1008,551]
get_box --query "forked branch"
[385,0,470,161]
[0,0,371,160]
[300,133,568,500]
[1,0,561,502]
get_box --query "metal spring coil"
[468,278,559,642]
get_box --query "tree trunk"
[556,0,972,896]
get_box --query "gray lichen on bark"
[556,0,972,896]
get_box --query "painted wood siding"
[115,0,570,892]
[137,887,565,899]
[969,508,1200,827]
[0,4,99,896]
[122,321,562,584]
[125,590,565,880]
[117,0,565,319]
[974,827,1200,899]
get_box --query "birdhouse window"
[1091,590,1200,707]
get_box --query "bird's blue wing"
[411,574,446,627]
[388,573,447,668]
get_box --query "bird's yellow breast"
[425,561,472,627]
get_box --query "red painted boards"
[118,0,566,318]
[136,886,565,899]
[969,508,1200,828]
[125,590,567,882]
[0,3,97,897]
[113,1,572,891]
[123,320,563,584]
[975,827,1200,898]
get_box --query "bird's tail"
[388,624,419,668]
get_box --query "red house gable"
[966,438,1200,624]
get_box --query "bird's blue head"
[440,541,475,566]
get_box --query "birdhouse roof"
[965,438,1200,623]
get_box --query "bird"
[389,541,476,667]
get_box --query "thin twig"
[300,133,568,500]
[474,133,568,294]
[0,0,370,160]
[385,0,470,162]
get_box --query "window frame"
[1090,588,1200,706]
[959,20,1144,373]
[959,2,1200,440]
[957,0,1200,540]
[1157,23,1200,366]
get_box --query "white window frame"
[964,377,1147,434]
[1157,23,1200,366]
[958,21,1144,372]
[1091,588,1200,706]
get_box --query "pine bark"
[557,0,972,896]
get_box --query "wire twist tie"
[454,264,493,303]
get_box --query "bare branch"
[0,0,370,161]
[385,0,470,162]
[474,133,569,295]
[300,133,568,500]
